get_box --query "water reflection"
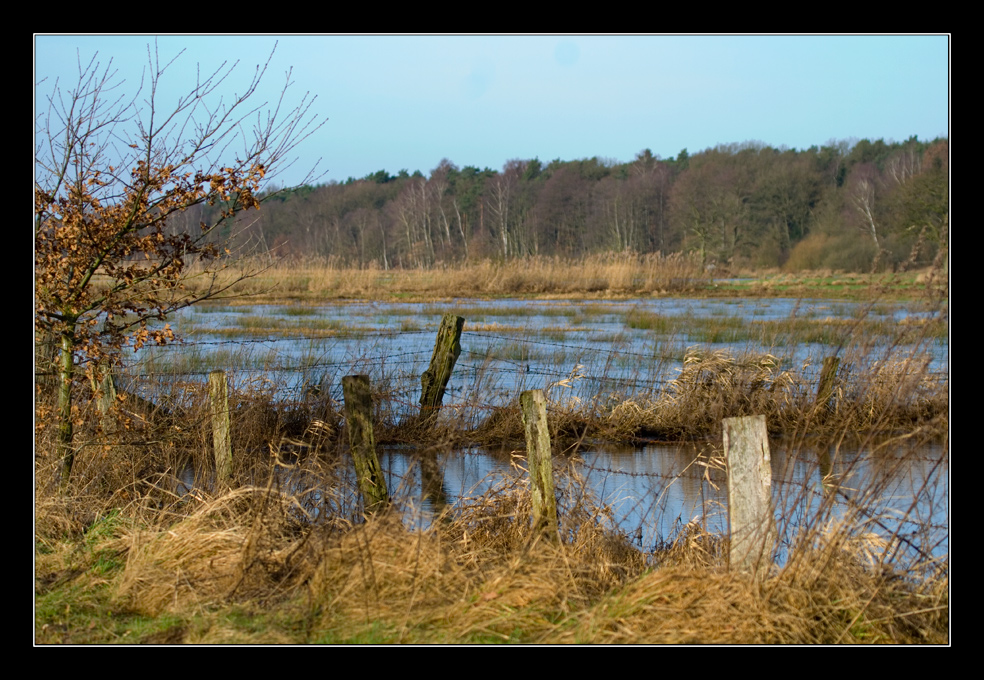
[181,436,945,570]
[375,440,948,563]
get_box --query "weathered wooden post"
[418,313,465,427]
[91,370,121,456]
[209,370,233,488]
[343,374,389,514]
[91,370,118,418]
[92,368,116,416]
[520,389,558,540]
[814,356,840,416]
[723,415,776,581]
[90,321,121,431]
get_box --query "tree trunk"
[57,327,76,490]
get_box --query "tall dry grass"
[467,344,947,447]
[37,454,945,644]
[35,377,948,643]
[179,252,710,301]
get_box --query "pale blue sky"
[34,35,950,187]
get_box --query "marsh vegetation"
[35,265,948,644]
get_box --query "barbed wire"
[114,326,948,383]
[38,313,948,566]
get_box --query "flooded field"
[132,296,948,412]
[145,295,948,570]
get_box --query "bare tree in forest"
[850,166,881,250]
[486,167,515,259]
[35,42,324,488]
[394,176,435,267]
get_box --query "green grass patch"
[625,308,673,333]
[311,620,402,644]
[281,305,321,317]
[685,316,751,344]
[193,304,249,315]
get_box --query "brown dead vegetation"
[35,463,947,644]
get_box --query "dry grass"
[170,253,947,305]
[35,461,946,644]
[36,368,947,645]
[467,345,947,446]
[606,348,801,437]
[179,252,710,301]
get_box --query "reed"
[178,252,710,301]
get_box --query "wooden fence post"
[723,415,776,581]
[419,313,465,427]
[343,374,389,514]
[520,389,558,539]
[209,370,233,489]
[90,367,118,418]
[91,369,121,456]
[814,356,840,415]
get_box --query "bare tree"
[886,143,922,187]
[35,41,325,487]
[485,160,528,259]
[850,167,880,250]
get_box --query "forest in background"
[180,136,948,273]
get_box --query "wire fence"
[260,428,949,568]
[110,324,949,407]
[36,318,949,569]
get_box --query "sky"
[34,34,950,187]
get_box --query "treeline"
[189,136,948,272]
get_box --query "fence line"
[87,311,948,451]
[113,325,949,383]
[42,308,948,574]
[116,356,947,410]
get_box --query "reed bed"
[169,255,946,304]
[177,252,710,301]
[467,345,947,446]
